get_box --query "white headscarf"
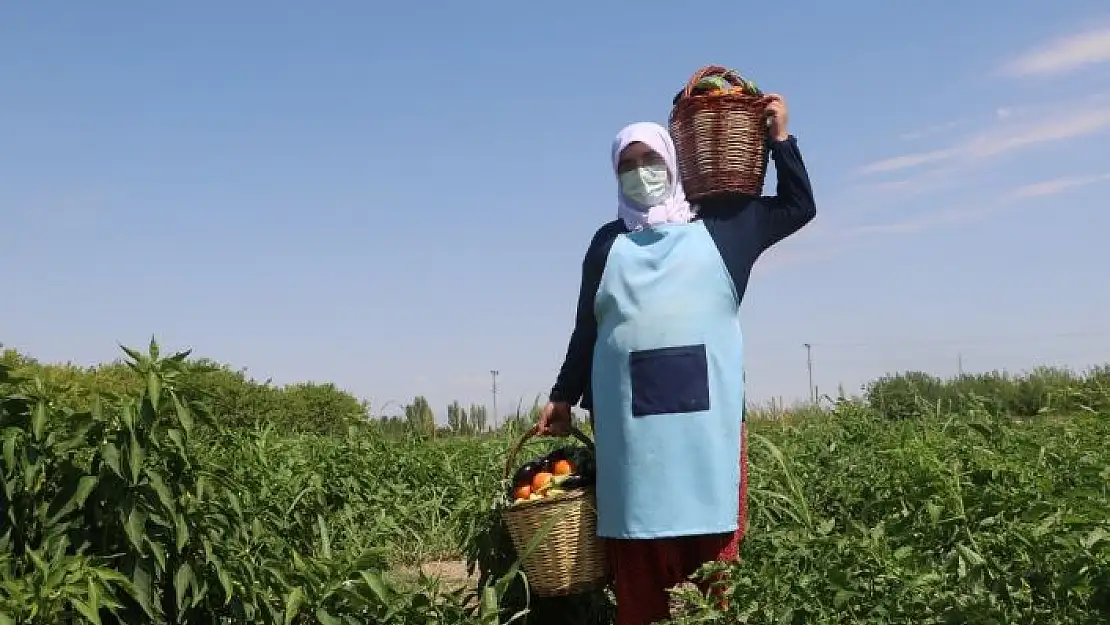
[612,122,693,231]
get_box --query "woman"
[537,95,816,625]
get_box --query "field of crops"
[1,340,1108,624]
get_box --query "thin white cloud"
[760,172,1110,273]
[998,172,1110,202]
[967,107,1110,157]
[894,104,1037,144]
[858,102,1110,176]
[843,166,969,207]
[1003,26,1110,77]
[835,173,1110,239]
[858,148,958,175]
[833,206,973,239]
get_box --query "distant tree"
[469,403,488,434]
[447,400,467,434]
[444,401,489,436]
[370,413,410,437]
[405,395,435,438]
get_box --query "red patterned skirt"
[604,422,749,625]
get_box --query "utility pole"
[490,370,499,426]
[804,343,815,404]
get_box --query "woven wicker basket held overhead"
[669,65,771,200]
[499,425,606,597]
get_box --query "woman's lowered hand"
[537,401,572,436]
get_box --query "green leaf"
[31,400,47,441]
[147,371,162,409]
[480,586,500,621]
[201,537,214,564]
[166,428,187,457]
[174,562,194,613]
[119,403,135,431]
[361,571,392,605]
[316,514,332,559]
[127,433,144,484]
[86,575,103,618]
[166,349,191,363]
[175,513,189,552]
[124,507,148,554]
[147,539,166,573]
[1083,526,1109,549]
[70,598,102,625]
[172,394,194,435]
[101,441,122,477]
[215,560,233,602]
[47,475,98,525]
[315,608,342,625]
[3,435,16,471]
[144,468,175,516]
[120,344,145,365]
[128,559,158,620]
[227,491,241,516]
[283,586,306,624]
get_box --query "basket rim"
[670,92,767,122]
[674,90,765,103]
[501,486,593,515]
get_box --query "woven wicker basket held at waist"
[669,65,772,201]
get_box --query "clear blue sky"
[4,2,1110,422]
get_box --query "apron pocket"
[629,344,711,417]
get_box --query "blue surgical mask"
[619,164,670,207]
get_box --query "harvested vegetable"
[507,441,596,505]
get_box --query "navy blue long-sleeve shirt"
[549,135,816,409]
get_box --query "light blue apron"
[591,221,743,539]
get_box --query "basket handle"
[502,424,594,480]
[679,65,748,100]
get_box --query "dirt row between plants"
[392,559,696,615]
[392,559,477,591]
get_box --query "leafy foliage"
[666,399,1110,623]
[0,341,513,624]
[865,366,1110,420]
[0,347,370,436]
[1,340,1107,624]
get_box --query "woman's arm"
[549,220,623,406]
[696,136,817,301]
[697,136,817,254]
[756,135,817,252]
[548,268,597,406]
